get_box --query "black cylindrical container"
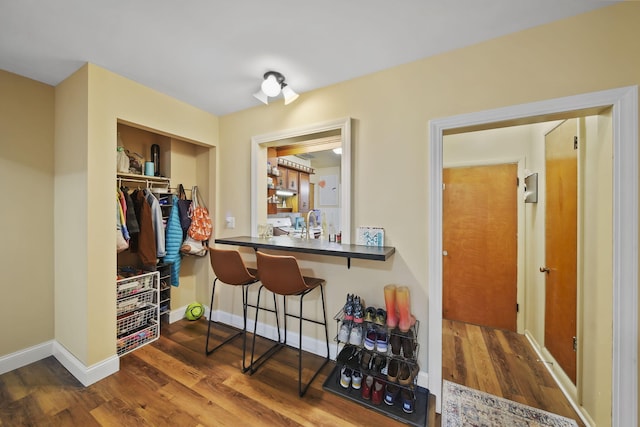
[151,144,160,176]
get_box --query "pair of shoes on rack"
[360,350,386,373]
[383,385,415,411]
[337,345,360,368]
[338,321,364,346]
[384,284,416,332]
[364,324,388,353]
[340,366,363,389]
[344,294,364,322]
[389,328,416,358]
[371,379,385,405]
[361,375,375,399]
[387,359,419,385]
[363,306,376,323]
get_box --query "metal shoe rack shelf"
[322,309,429,427]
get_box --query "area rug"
[442,380,578,427]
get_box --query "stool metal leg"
[206,278,247,356]
[248,285,283,375]
[294,284,330,397]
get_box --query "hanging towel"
[164,195,183,286]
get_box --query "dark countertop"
[214,235,395,266]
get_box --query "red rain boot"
[396,286,412,332]
[384,284,398,328]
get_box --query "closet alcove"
[116,121,214,352]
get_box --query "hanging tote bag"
[176,184,192,236]
[187,186,213,241]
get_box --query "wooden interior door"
[544,119,578,384]
[443,163,518,331]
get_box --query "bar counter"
[214,235,395,268]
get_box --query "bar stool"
[251,251,330,397]
[206,248,262,372]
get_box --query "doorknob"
[539,267,550,274]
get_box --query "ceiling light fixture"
[253,71,299,105]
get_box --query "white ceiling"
[0,1,616,116]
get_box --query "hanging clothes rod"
[117,173,170,189]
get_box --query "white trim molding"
[251,117,352,243]
[0,340,119,387]
[53,342,119,386]
[428,86,638,427]
[0,341,55,376]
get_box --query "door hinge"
[574,136,578,150]
[572,336,577,352]
[516,177,520,187]
[442,183,446,190]
[516,303,519,313]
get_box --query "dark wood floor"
[0,318,585,426]
[442,318,585,427]
[0,319,436,426]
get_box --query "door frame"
[427,85,638,427]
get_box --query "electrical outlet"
[225,216,235,229]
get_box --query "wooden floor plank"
[442,320,585,427]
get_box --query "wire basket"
[117,289,155,316]
[117,271,157,299]
[117,321,159,356]
[117,304,157,336]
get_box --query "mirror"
[251,117,352,243]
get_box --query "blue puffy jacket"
[164,195,183,286]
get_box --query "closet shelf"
[117,173,171,190]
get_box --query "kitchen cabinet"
[298,172,310,213]
[287,169,298,191]
[266,158,314,214]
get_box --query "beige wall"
[0,70,54,356]
[1,3,637,425]
[54,64,219,365]
[218,4,638,425]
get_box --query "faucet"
[305,210,317,239]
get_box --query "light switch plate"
[225,216,235,229]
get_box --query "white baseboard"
[52,342,119,387]
[524,331,594,427]
[0,341,55,375]
[168,304,188,324]
[0,340,119,387]
[209,307,335,359]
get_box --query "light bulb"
[261,75,281,97]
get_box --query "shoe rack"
[322,308,429,427]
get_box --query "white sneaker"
[338,321,351,342]
[349,324,363,345]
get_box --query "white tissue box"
[356,226,385,247]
